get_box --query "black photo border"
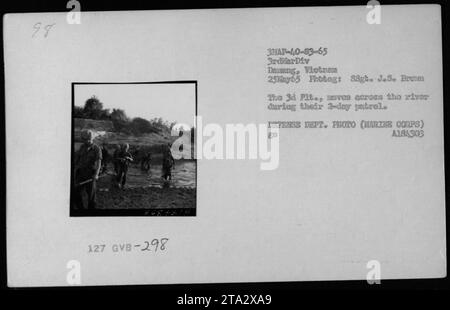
[70,81,198,217]
[1,0,449,299]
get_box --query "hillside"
[74,118,179,156]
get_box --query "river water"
[103,160,196,188]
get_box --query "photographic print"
[70,82,197,216]
[4,5,446,288]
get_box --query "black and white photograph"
[70,82,197,216]
[2,0,449,296]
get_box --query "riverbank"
[96,186,196,210]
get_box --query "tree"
[169,121,177,130]
[130,117,159,135]
[73,106,85,118]
[83,96,103,119]
[110,109,128,122]
[110,109,130,133]
[98,108,111,120]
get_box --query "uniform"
[162,148,175,181]
[116,149,133,187]
[73,143,102,209]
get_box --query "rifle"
[75,174,108,187]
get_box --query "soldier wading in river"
[115,143,133,189]
[73,130,102,210]
[162,143,175,181]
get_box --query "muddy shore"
[96,186,196,210]
[71,163,196,216]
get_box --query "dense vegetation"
[74,95,184,136]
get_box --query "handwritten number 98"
[32,22,56,38]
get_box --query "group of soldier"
[72,129,175,210]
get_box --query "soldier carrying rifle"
[162,143,175,181]
[72,130,102,210]
[114,143,133,189]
